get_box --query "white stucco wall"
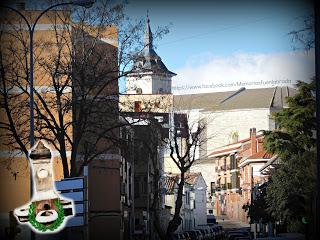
[193,176,208,227]
[164,156,180,174]
[252,163,266,177]
[205,108,272,150]
[126,74,172,94]
[126,75,153,94]
[190,161,217,215]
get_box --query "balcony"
[215,166,227,174]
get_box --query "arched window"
[230,131,239,143]
[134,101,142,112]
[136,88,142,94]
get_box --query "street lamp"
[0,0,95,147]
[0,2,94,237]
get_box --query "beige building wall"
[205,108,272,150]
[120,94,173,113]
[0,10,72,219]
[164,155,181,174]
[0,9,121,239]
[126,73,173,95]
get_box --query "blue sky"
[123,0,314,94]
[23,0,315,94]
[125,0,312,68]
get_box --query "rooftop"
[130,16,176,77]
[174,86,295,111]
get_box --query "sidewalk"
[216,215,250,230]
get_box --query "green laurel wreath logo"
[28,200,65,232]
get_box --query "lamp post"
[0,0,95,147]
[0,1,94,238]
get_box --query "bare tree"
[164,112,206,239]
[134,118,166,239]
[121,105,207,239]
[289,14,315,51]
[0,0,168,178]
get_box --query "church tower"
[126,15,176,95]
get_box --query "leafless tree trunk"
[0,1,169,179]
[165,113,206,239]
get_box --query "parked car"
[173,233,187,240]
[207,214,217,224]
[182,232,192,240]
[197,229,211,240]
[195,230,204,240]
[226,230,252,240]
[186,230,203,240]
[197,226,216,240]
[210,225,224,240]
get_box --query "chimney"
[250,128,257,155]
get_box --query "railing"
[215,166,228,173]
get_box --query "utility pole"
[314,0,320,238]
[0,1,95,239]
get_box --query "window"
[154,101,160,108]
[134,177,140,198]
[134,101,142,112]
[230,154,237,170]
[135,218,140,225]
[143,176,148,194]
[210,182,215,194]
[208,210,213,214]
[136,88,142,94]
[231,131,239,143]
[128,168,132,200]
[231,172,240,189]
[185,191,190,205]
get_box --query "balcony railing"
[215,166,228,173]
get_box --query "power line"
[158,12,310,46]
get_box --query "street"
[216,215,250,231]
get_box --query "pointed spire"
[144,10,153,49]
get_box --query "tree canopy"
[263,80,316,234]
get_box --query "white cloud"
[172,50,315,94]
